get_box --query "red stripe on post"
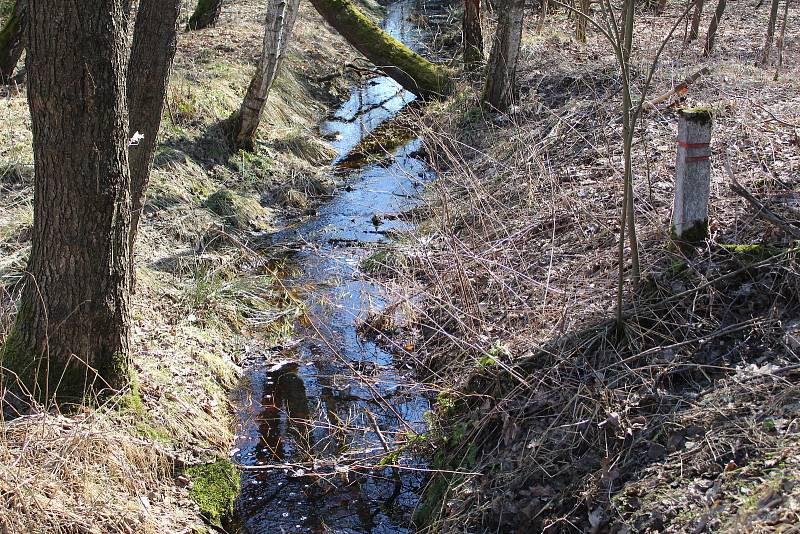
[685,155,710,161]
[677,140,710,149]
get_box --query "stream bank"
[231,1,445,532]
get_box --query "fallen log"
[308,0,453,99]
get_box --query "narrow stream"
[232,2,437,532]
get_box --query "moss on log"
[309,0,453,99]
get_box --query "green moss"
[186,459,240,525]
[0,307,93,404]
[720,243,781,263]
[680,107,713,125]
[310,0,453,99]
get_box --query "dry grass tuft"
[0,407,200,534]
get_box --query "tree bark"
[483,0,525,111]
[463,0,483,69]
[309,0,452,99]
[575,0,590,42]
[187,0,223,30]
[127,0,182,282]
[229,0,301,150]
[759,0,780,64]
[1,0,132,403]
[688,0,703,41]
[0,0,26,83]
[703,0,726,55]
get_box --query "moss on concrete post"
[309,0,453,99]
[671,108,713,246]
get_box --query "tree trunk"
[688,0,703,41]
[463,0,483,69]
[703,0,726,55]
[309,0,452,99]
[127,0,182,282]
[0,0,26,83]
[1,0,132,403]
[187,0,224,30]
[483,0,525,111]
[229,0,301,150]
[575,0,590,42]
[759,0,780,64]
[537,0,548,32]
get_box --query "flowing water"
[232,2,437,532]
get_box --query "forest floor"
[0,0,381,531]
[370,0,800,532]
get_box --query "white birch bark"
[232,0,300,149]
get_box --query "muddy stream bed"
[231,2,440,532]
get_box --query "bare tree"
[703,0,726,55]
[2,0,133,403]
[464,0,484,69]
[688,0,704,41]
[0,0,25,83]
[229,0,300,150]
[483,0,525,111]
[127,0,182,281]
[576,0,590,42]
[759,0,781,64]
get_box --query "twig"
[724,151,800,239]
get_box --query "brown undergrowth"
[367,1,800,532]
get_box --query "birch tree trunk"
[0,0,26,83]
[1,0,132,403]
[229,0,301,150]
[483,0,525,111]
[309,0,452,99]
[127,0,182,281]
[463,0,484,69]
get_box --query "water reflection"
[233,1,436,532]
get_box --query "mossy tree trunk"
[0,0,26,83]
[483,0,525,111]
[187,0,223,30]
[309,0,452,99]
[463,0,483,70]
[229,0,300,150]
[127,0,182,284]
[1,0,132,404]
